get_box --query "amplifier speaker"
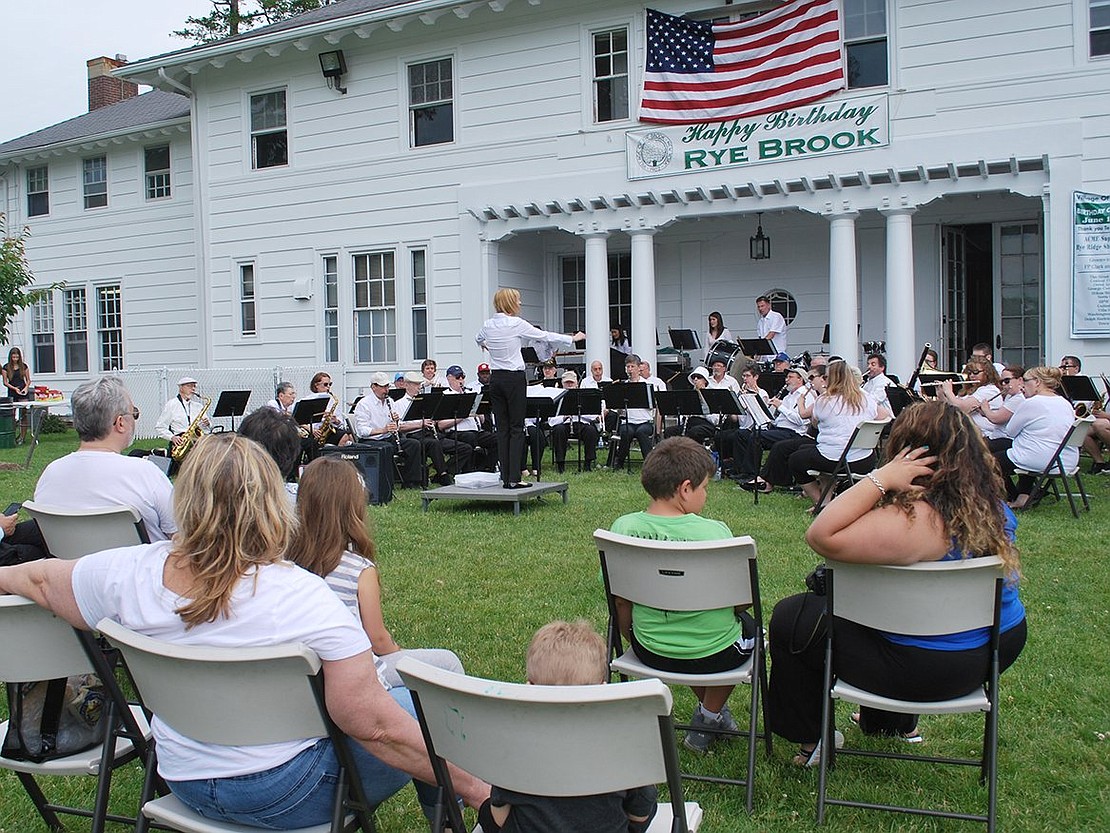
[320,443,394,505]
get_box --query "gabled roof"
[0,90,191,157]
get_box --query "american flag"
[639,0,846,124]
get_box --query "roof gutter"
[115,0,467,79]
[158,67,194,96]
[0,116,192,165]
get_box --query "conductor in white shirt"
[475,288,583,489]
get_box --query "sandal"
[850,712,923,743]
[792,730,845,767]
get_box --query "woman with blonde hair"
[768,402,1027,765]
[0,433,488,826]
[939,357,1006,440]
[988,365,1077,508]
[289,457,464,688]
[789,359,890,510]
[476,288,584,489]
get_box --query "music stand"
[610,348,630,381]
[604,382,653,472]
[212,390,250,432]
[668,328,701,351]
[756,371,787,397]
[292,397,329,431]
[388,387,407,401]
[432,392,479,476]
[700,388,745,422]
[821,324,830,345]
[738,392,774,428]
[886,385,919,416]
[521,346,541,365]
[554,387,603,472]
[739,338,776,358]
[525,393,562,479]
[655,390,706,440]
[1060,375,1100,403]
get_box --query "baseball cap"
[177,376,198,386]
[369,372,390,387]
[403,371,424,384]
[561,370,578,383]
[477,363,490,373]
[774,352,791,363]
[446,365,465,377]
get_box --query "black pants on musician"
[551,420,599,470]
[662,417,716,445]
[613,421,653,469]
[762,435,814,486]
[490,369,526,486]
[989,438,1034,500]
[371,437,424,488]
[788,445,876,485]
[767,592,1027,743]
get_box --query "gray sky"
[0,1,212,144]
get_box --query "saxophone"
[171,395,211,462]
[314,393,340,445]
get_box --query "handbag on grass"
[2,674,107,762]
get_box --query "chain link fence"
[117,364,350,440]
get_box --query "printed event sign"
[1073,191,1110,337]
[626,93,889,180]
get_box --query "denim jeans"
[167,687,438,829]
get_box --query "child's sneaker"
[684,708,734,753]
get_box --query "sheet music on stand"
[738,392,774,428]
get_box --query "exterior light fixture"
[318,50,348,94]
[750,212,771,260]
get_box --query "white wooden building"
[3,0,1109,402]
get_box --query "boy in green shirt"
[610,437,755,752]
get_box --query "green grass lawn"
[2,432,1108,832]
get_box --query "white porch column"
[881,207,917,380]
[827,211,860,362]
[479,237,499,305]
[581,231,610,372]
[629,228,659,370]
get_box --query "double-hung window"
[411,249,428,360]
[63,288,89,372]
[240,263,257,336]
[1093,0,1110,56]
[560,252,631,334]
[323,255,340,363]
[353,252,396,363]
[26,166,49,217]
[592,28,629,122]
[83,156,107,209]
[144,145,171,199]
[250,90,288,169]
[844,0,888,88]
[97,284,124,371]
[408,58,453,147]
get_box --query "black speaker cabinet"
[320,442,394,505]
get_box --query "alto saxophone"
[171,395,212,461]
[314,393,340,445]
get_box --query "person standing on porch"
[476,288,583,489]
[755,296,787,360]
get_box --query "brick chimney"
[88,55,138,111]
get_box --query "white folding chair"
[396,657,702,833]
[815,557,1007,831]
[1014,417,1094,518]
[594,529,768,813]
[22,500,150,559]
[809,418,891,509]
[0,596,151,833]
[96,619,376,833]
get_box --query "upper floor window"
[1093,0,1110,56]
[239,263,257,336]
[144,145,171,199]
[250,90,288,169]
[83,156,107,209]
[593,28,630,122]
[844,0,888,88]
[26,166,49,217]
[409,58,453,147]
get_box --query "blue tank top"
[882,504,1025,651]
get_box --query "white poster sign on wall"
[1072,190,1110,337]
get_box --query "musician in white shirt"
[861,354,892,413]
[154,376,208,453]
[755,295,787,358]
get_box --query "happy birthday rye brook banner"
[626,92,889,180]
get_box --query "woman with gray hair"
[33,376,177,541]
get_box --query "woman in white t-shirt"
[289,456,464,689]
[989,366,1077,509]
[790,360,890,510]
[0,434,489,828]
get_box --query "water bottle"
[710,450,721,481]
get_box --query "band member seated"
[352,371,425,489]
[35,375,177,541]
[266,382,318,465]
[439,365,497,471]
[639,360,667,392]
[468,362,492,393]
[708,358,740,393]
[533,359,561,387]
[736,365,811,491]
[419,358,447,393]
[307,372,352,447]
[549,371,601,473]
[715,365,768,477]
[609,354,656,469]
[581,360,610,389]
[398,371,472,485]
[759,365,825,492]
[938,358,1006,441]
[154,375,209,472]
[663,367,717,444]
[861,353,893,412]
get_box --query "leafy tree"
[174,0,328,44]
[0,214,58,346]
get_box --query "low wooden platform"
[420,481,569,515]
